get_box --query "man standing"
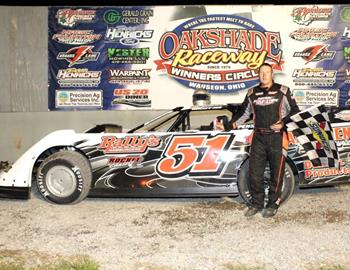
[218,63,299,218]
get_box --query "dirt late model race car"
[1,104,350,205]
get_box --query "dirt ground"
[0,186,350,270]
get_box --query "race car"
[1,104,350,204]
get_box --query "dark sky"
[0,0,343,6]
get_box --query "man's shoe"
[244,207,260,217]
[262,208,278,218]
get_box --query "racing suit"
[232,82,299,209]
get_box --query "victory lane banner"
[48,5,350,110]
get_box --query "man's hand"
[215,118,237,131]
[215,120,225,131]
[270,121,283,131]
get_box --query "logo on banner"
[291,6,332,26]
[112,89,151,107]
[56,90,102,108]
[56,9,97,27]
[105,27,154,46]
[340,7,350,22]
[104,9,121,24]
[293,45,335,64]
[107,47,150,64]
[344,47,350,62]
[290,28,337,42]
[103,9,153,24]
[292,89,339,106]
[156,14,284,94]
[56,68,101,87]
[57,45,100,67]
[292,68,337,87]
[342,27,350,39]
[345,69,350,83]
[108,69,151,84]
[52,30,101,45]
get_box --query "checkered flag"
[286,104,339,168]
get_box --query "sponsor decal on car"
[108,69,151,84]
[292,68,337,87]
[156,133,234,178]
[292,89,339,106]
[112,89,151,107]
[304,160,350,180]
[107,47,150,64]
[155,14,284,94]
[105,27,153,46]
[103,9,154,24]
[52,30,101,45]
[291,6,332,26]
[100,134,161,154]
[57,45,100,67]
[293,44,335,64]
[289,28,337,42]
[55,90,102,108]
[56,68,101,87]
[108,156,142,166]
[56,9,97,27]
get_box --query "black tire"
[237,158,296,207]
[36,150,92,204]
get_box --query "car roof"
[180,103,241,112]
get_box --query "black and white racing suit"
[232,82,299,209]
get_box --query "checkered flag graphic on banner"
[286,104,339,168]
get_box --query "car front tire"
[36,150,92,204]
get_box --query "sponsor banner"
[108,69,151,84]
[292,68,337,87]
[48,5,350,110]
[293,89,339,107]
[52,30,102,45]
[291,6,333,26]
[56,90,103,108]
[112,88,151,108]
[107,47,150,64]
[57,45,100,67]
[345,69,350,83]
[56,68,101,87]
[56,9,97,27]
[293,45,335,64]
[105,27,154,45]
[289,28,337,42]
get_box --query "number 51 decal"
[156,133,234,179]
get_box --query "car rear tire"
[237,159,296,207]
[36,150,92,204]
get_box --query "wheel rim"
[46,166,77,197]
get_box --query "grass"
[0,250,348,270]
[222,264,265,270]
[0,250,99,270]
[319,266,349,270]
[222,263,350,270]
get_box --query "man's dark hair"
[259,62,273,71]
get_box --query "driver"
[217,63,299,218]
